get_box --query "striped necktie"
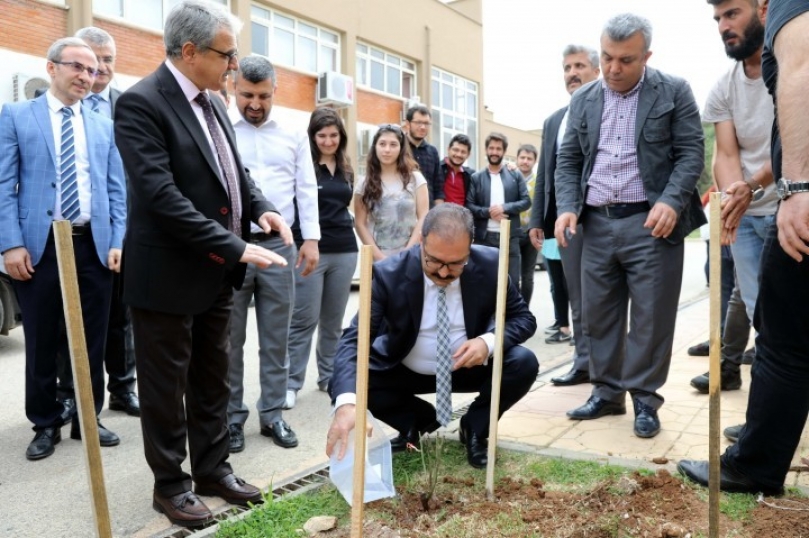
[59,107,80,223]
[87,94,101,113]
[435,286,453,426]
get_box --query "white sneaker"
[283,390,297,410]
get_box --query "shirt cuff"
[333,393,357,413]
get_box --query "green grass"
[523,457,652,490]
[215,486,349,538]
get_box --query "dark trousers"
[56,270,136,398]
[13,231,112,430]
[367,345,538,437]
[546,258,569,327]
[704,241,735,331]
[722,222,809,491]
[131,284,234,496]
[518,232,538,305]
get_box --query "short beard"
[487,155,502,167]
[723,16,764,61]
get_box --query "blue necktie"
[59,107,80,223]
[435,286,453,426]
[87,94,101,113]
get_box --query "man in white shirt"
[325,204,537,469]
[227,55,320,453]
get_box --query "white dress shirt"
[229,110,320,239]
[47,92,91,225]
[335,275,494,410]
[164,60,241,210]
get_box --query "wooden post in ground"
[53,220,112,538]
[708,192,722,538]
[350,245,374,538]
[485,218,511,500]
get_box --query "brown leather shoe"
[152,490,212,528]
[194,473,264,507]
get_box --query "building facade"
[1,0,538,170]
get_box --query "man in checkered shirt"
[554,13,706,439]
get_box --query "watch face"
[777,178,790,200]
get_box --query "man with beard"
[226,55,320,452]
[678,0,809,495]
[466,132,531,286]
[436,133,474,206]
[325,204,537,469]
[404,105,442,206]
[529,45,600,384]
[555,14,705,438]
[687,1,775,435]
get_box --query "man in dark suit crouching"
[325,204,538,469]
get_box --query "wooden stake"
[485,218,511,500]
[708,192,722,538]
[53,220,112,538]
[350,245,374,538]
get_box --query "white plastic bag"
[329,411,395,506]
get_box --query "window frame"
[93,0,229,31]
[431,67,479,168]
[355,42,416,99]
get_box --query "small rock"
[659,521,688,537]
[303,515,338,535]
[652,457,669,464]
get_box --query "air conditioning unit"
[13,73,50,102]
[317,71,354,108]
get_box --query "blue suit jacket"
[555,67,706,243]
[330,244,537,400]
[0,95,126,266]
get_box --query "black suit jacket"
[466,167,531,241]
[529,106,567,236]
[330,244,537,399]
[114,63,275,315]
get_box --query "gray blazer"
[555,67,706,243]
[529,105,567,236]
[466,167,531,242]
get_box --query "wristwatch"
[745,179,765,201]
[776,178,809,200]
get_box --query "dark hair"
[362,125,418,212]
[406,105,431,122]
[237,54,276,85]
[307,107,353,186]
[485,132,508,151]
[516,144,538,159]
[706,0,758,6]
[448,133,472,152]
[421,203,474,244]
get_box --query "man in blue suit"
[326,204,538,469]
[0,37,127,461]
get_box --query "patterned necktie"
[193,92,242,233]
[59,107,80,223]
[435,286,453,426]
[87,94,101,113]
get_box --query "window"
[356,43,415,99]
[251,6,340,73]
[94,0,227,31]
[431,67,479,167]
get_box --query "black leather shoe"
[677,459,783,496]
[152,490,213,528]
[551,368,590,386]
[687,340,710,356]
[109,392,140,417]
[724,423,744,443]
[229,423,245,453]
[690,366,742,394]
[632,399,661,438]
[70,419,120,447]
[567,396,626,420]
[545,330,572,344]
[458,416,488,469]
[390,427,420,453]
[195,473,264,507]
[260,419,298,448]
[26,427,61,461]
[59,398,76,424]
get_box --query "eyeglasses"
[410,120,432,127]
[97,55,115,64]
[207,45,239,62]
[423,248,468,272]
[53,61,99,78]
